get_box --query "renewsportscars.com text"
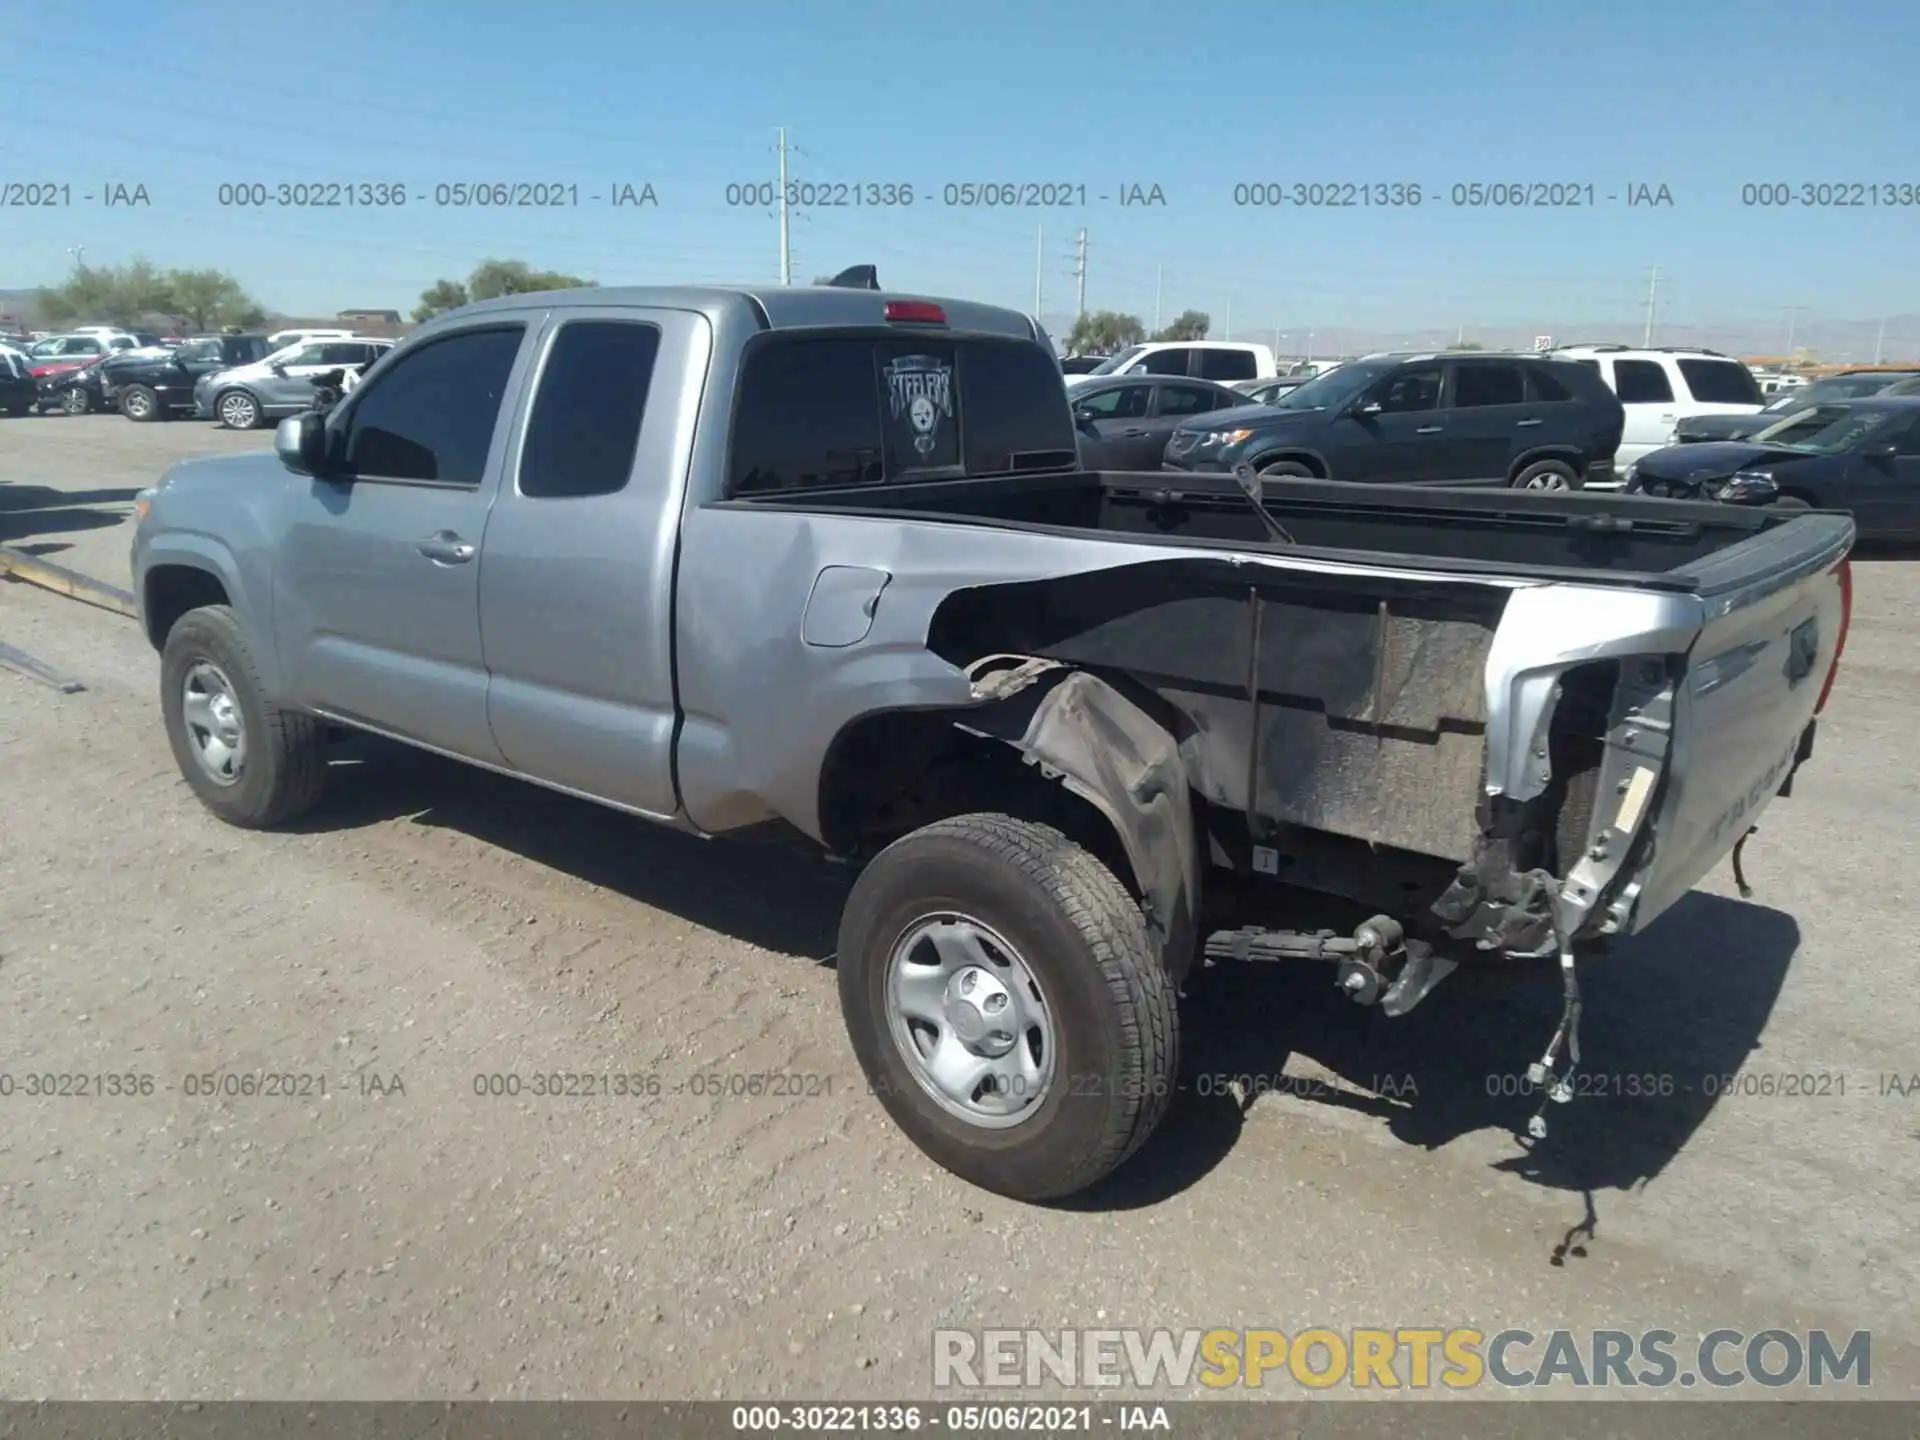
[933,1327,1870,1390]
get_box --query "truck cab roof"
[435,284,1047,345]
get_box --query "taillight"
[883,300,945,324]
[1814,557,1851,713]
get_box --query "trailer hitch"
[1203,915,1458,1016]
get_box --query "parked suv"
[1163,351,1623,489]
[198,337,395,429]
[1548,345,1764,475]
[1083,341,1277,383]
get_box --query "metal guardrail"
[0,543,138,619]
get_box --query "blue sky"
[4,0,1915,345]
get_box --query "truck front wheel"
[160,604,329,828]
[837,814,1178,1202]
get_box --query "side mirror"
[269,363,287,376]
[1353,399,1383,417]
[275,413,335,478]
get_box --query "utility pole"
[1784,304,1808,363]
[1073,228,1088,319]
[776,127,792,286]
[1223,297,1232,341]
[1153,265,1163,332]
[1033,224,1044,317]
[1456,322,1465,347]
[1874,314,1888,364]
[1642,266,1660,347]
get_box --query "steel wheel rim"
[884,913,1055,1129]
[220,393,254,427]
[181,662,247,786]
[1523,471,1571,490]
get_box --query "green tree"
[38,260,263,331]
[812,274,836,285]
[415,259,594,322]
[164,268,266,331]
[1066,310,1146,355]
[1151,310,1210,343]
[1445,340,1484,350]
[412,279,471,323]
[466,258,595,301]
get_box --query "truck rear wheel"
[837,814,1178,1202]
[159,604,329,829]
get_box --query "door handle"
[416,530,475,564]
[1658,413,1677,422]
[1415,425,1444,434]
[1516,418,1542,427]
[1122,428,1149,437]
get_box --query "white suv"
[1082,341,1277,383]
[1548,345,1766,479]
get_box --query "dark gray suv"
[1163,351,1624,490]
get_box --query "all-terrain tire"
[837,814,1178,1202]
[159,604,329,828]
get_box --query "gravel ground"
[3,411,1918,1402]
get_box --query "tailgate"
[1623,512,1853,931]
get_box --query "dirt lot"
[3,411,1919,1401]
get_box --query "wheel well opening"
[818,710,1139,896]
[1252,451,1325,478]
[1511,450,1580,478]
[143,566,229,651]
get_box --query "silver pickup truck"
[131,279,1855,1202]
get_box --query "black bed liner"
[727,469,1850,594]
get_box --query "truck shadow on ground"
[0,483,142,545]
[1078,890,1799,1219]
[305,743,1797,1227]
[301,742,850,959]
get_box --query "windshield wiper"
[1231,461,1296,545]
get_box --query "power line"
[1642,266,1660,346]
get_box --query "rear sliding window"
[1677,358,1764,405]
[728,336,1076,495]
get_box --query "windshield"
[1798,372,1919,404]
[1751,403,1897,453]
[1086,345,1145,376]
[1270,359,1393,410]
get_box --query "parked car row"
[1057,340,1920,537]
[0,332,394,427]
[1071,349,1624,490]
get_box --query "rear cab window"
[728,334,1075,495]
